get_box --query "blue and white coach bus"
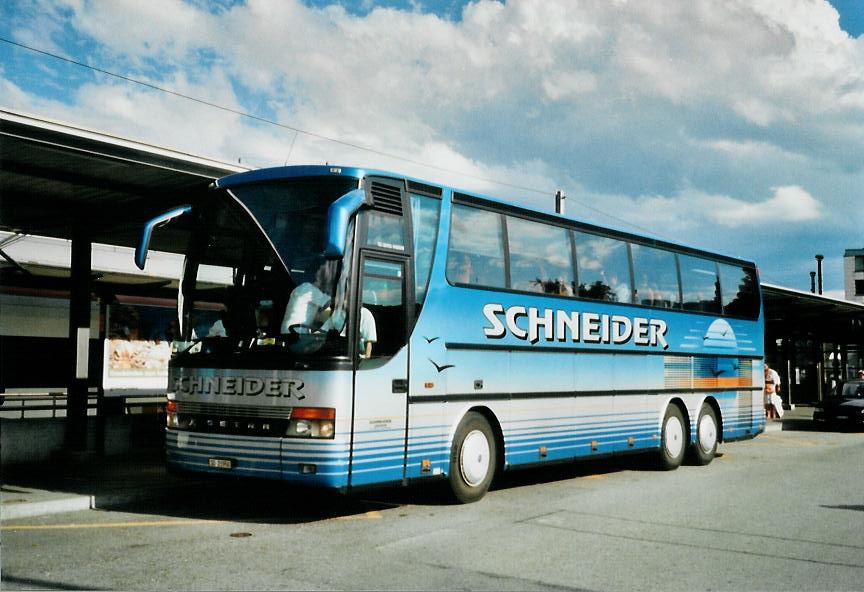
[136,165,764,502]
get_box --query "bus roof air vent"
[407,180,443,198]
[368,180,404,216]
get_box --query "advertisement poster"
[102,303,176,396]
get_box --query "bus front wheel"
[690,403,718,466]
[658,405,686,470]
[449,412,497,503]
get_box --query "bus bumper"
[166,429,350,488]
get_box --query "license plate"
[836,416,848,421]
[208,457,235,470]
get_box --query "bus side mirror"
[135,205,192,270]
[324,189,368,259]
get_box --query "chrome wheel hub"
[664,415,684,459]
[460,430,491,487]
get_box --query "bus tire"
[448,412,496,503]
[658,404,686,471]
[691,403,718,466]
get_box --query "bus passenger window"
[631,244,681,309]
[680,254,721,313]
[719,263,760,319]
[447,204,506,288]
[409,194,441,307]
[507,216,574,295]
[574,232,632,303]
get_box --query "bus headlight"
[286,407,336,439]
[319,421,334,438]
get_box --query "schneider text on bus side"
[482,303,670,349]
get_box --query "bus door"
[349,252,411,487]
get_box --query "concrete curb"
[2,495,93,520]
[2,479,225,520]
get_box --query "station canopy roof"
[762,283,864,345]
[0,108,245,248]
[0,108,247,296]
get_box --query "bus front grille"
[175,401,292,419]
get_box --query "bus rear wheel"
[691,403,718,466]
[658,404,686,470]
[449,412,497,503]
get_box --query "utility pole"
[555,190,565,215]
[816,254,824,295]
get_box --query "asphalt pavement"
[5,404,863,592]
[0,407,815,521]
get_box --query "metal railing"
[0,392,164,420]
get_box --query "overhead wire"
[0,36,655,235]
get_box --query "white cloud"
[59,0,215,61]
[542,71,597,101]
[699,139,806,162]
[11,1,74,57]
[33,0,864,174]
[710,185,823,227]
[556,184,823,247]
[3,0,864,293]
[0,76,33,107]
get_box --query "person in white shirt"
[357,306,377,359]
[281,281,330,333]
[281,263,379,358]
[764,362,782,420]
[281,264,335,334]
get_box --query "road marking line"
[335,510,382,521]
[1,519,223,531]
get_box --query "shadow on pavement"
[781,418,821,432]
[0,574,102,591]
[18,419,833,523]
[2,445,684,524]
[820,504,864,513]
[110,454,664,522]
[783,418,864,433]
[104,477,403,524]
[776,407,859,433]
[493,453,661,494]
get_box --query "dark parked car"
[813,380,864,428]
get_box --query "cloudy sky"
[1,0,862,298]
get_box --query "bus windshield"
[176,176,358,361]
